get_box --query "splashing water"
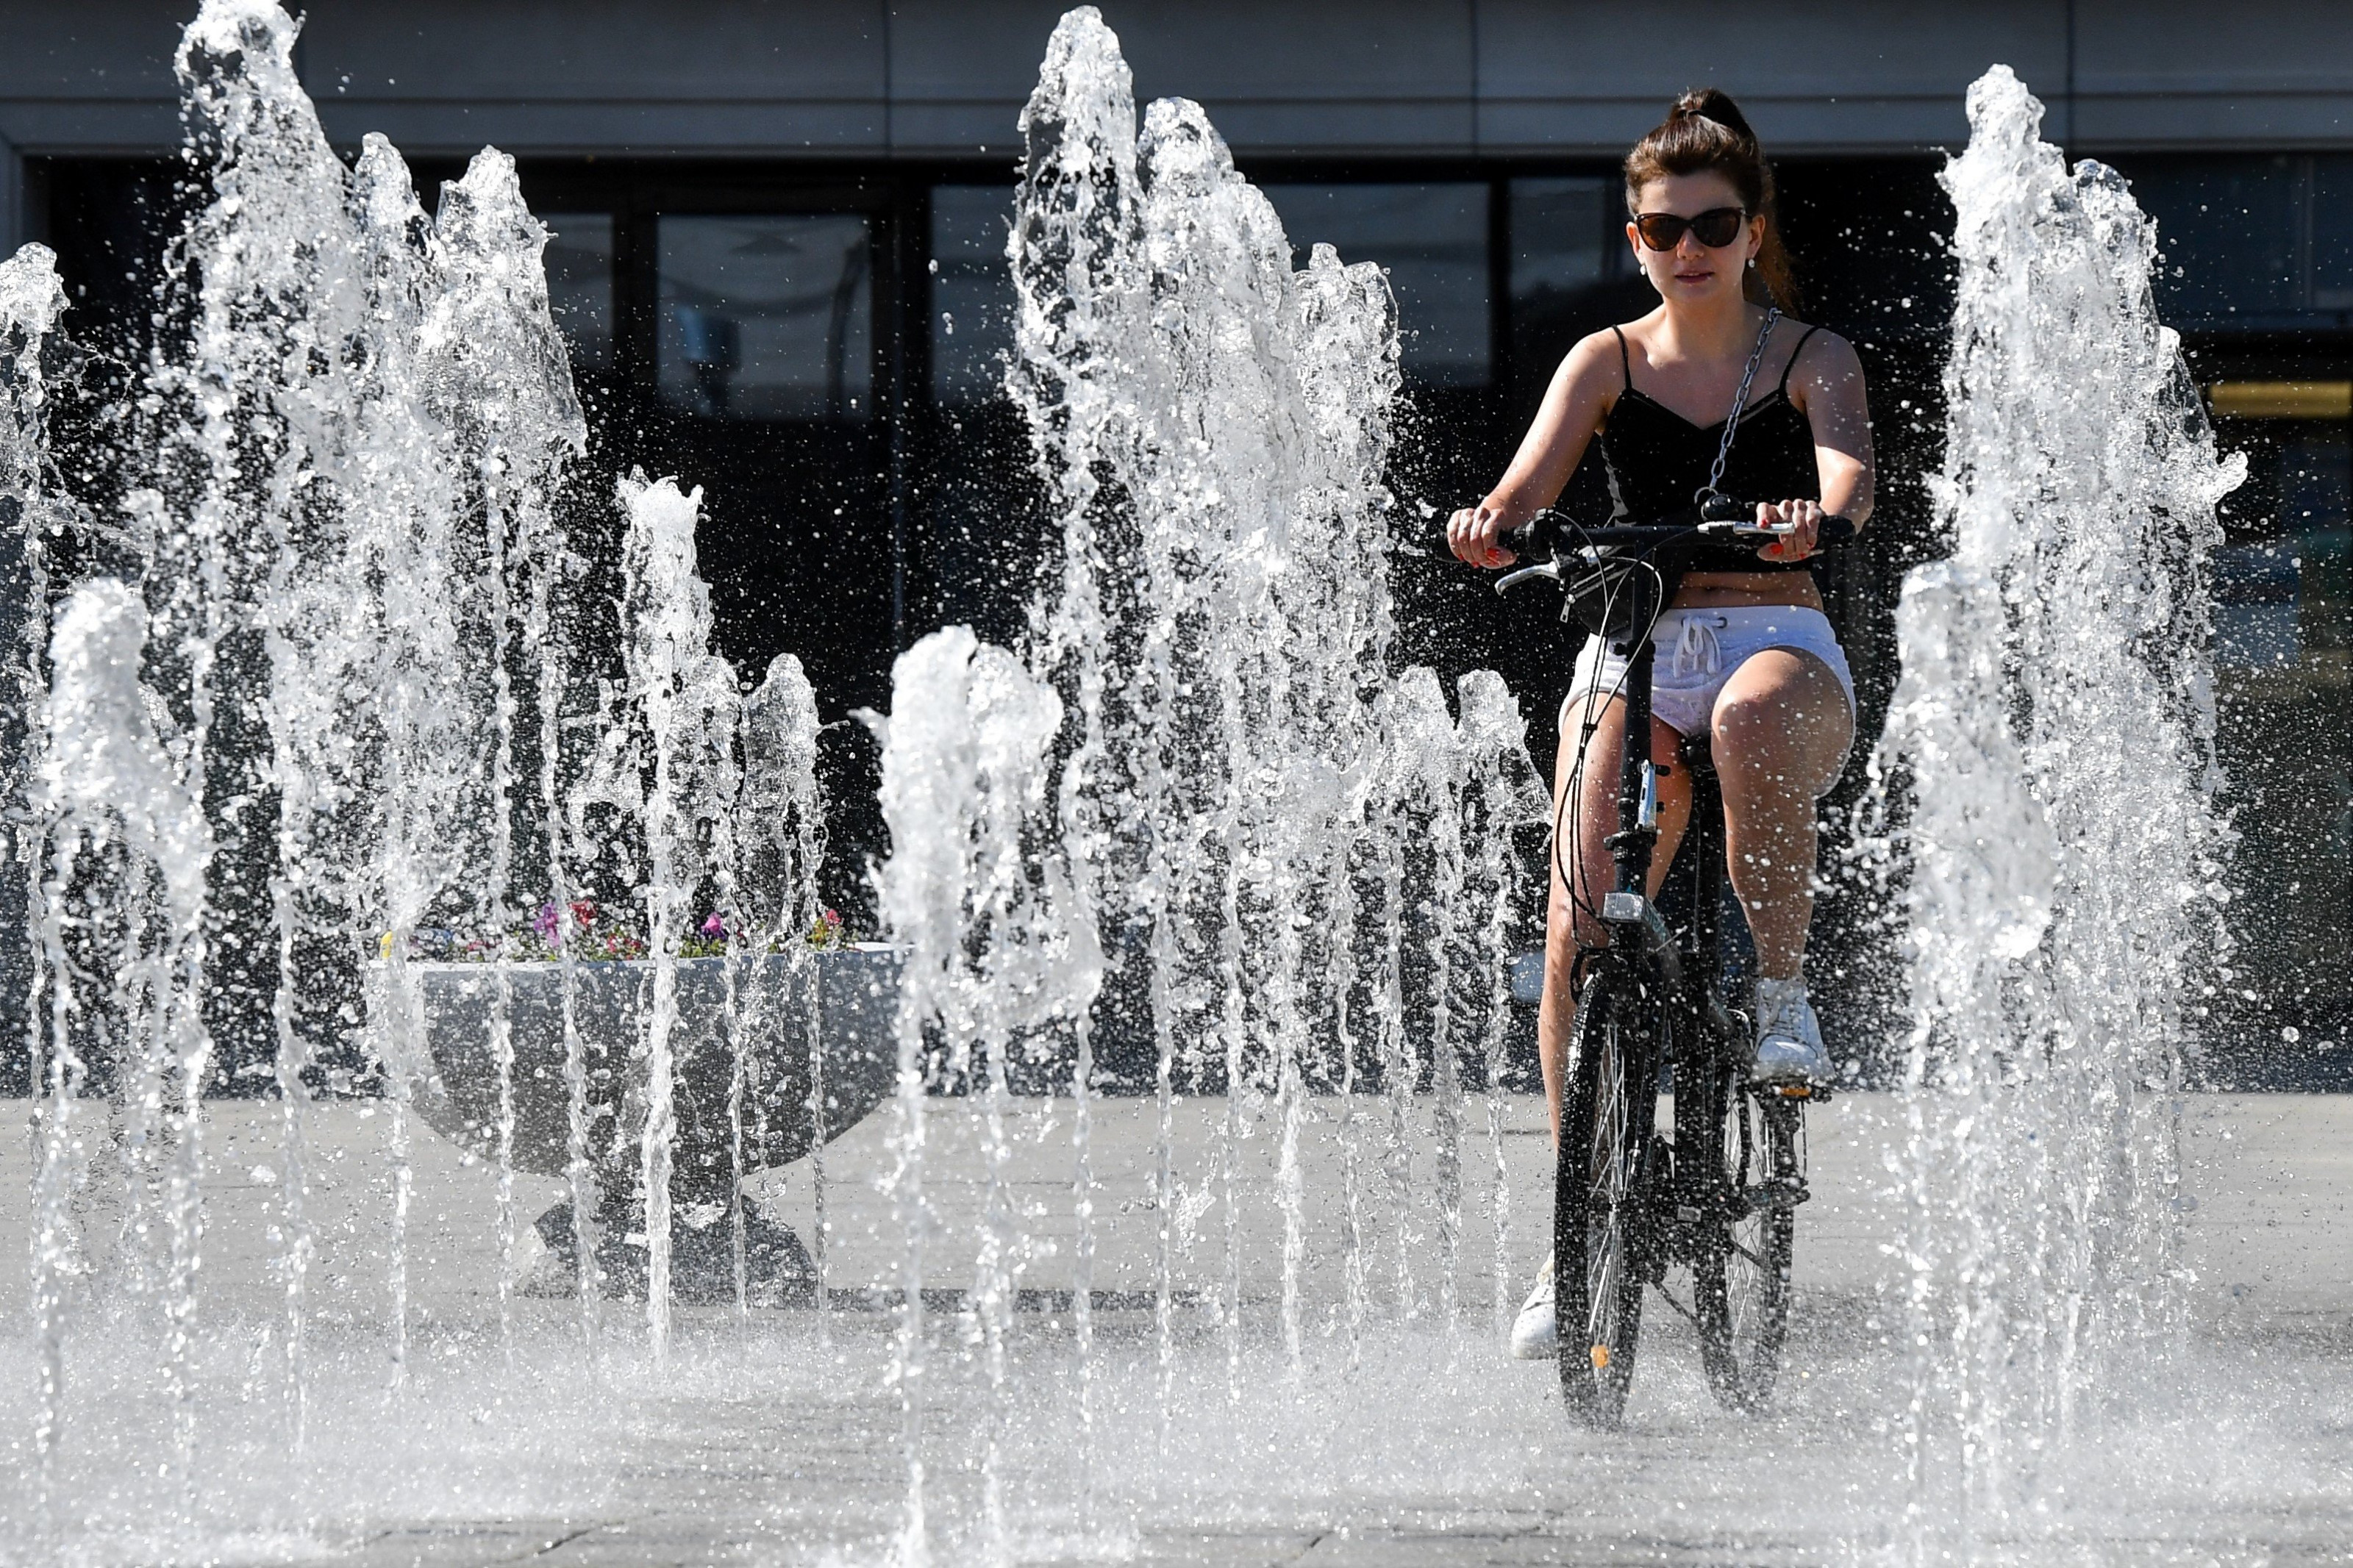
[874,626,1101,1567]
[21,5,2327,1564]
[344,129,477,1386]
[2,243,66,826]
[735,654,830,1311]
[21,21,1531,1545]
[29,581,213,1527]
[610,473,738,1360]
[1,249,67,1192]
[1452,672,1551,1341]
[15,0,771,1497]
[860,12,1543,1556]
[1875,65,2244,1556]
[1005,11,1517,1416]
[142,3,357,1437]
[420,145,589,1356]
[130,3,594,1409]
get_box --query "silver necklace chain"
[1703,305,1782,501]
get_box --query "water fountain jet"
[1877,64,2243,1556]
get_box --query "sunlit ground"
[4,1092,2349,1566]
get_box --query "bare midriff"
[1672,570,1825,612]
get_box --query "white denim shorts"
[1562,606,1857,794]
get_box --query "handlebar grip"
[1507,512,1563,556]
[1699,494,1859,548]
[1698,491,1753,525]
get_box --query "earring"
[1748,257,1757,269]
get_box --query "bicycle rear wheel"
[1693,1063,1798,1412]
[1554,970,1658,1427]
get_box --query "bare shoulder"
[1787,323,1866,401]
[1553,327,1629,402]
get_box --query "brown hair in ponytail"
[1624,87,1800,313]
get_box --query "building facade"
[4,1,2349,1077]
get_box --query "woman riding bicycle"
[1444,90,1874,1358]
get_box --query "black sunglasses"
[1632,207,1749,251]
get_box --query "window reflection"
[2215,425,2350,669]
[657,214,872,420]
[1508,176,1647,401]
[2215,539,2304,670]
[2123,154,2353,324]
[2314,156,2353,309]
[2132,157,2299,321]
[1511,176,1619,302]
[540,212,614,371]
[931,186,1018,405]
[1262,183,1490,387]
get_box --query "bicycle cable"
[1551,515,1671,947]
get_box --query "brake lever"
[1493,559,1563,595]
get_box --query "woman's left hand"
[1756,498,1824,562]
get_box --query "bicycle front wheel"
[1554,970,1658,1427]
[1693,1064,1798,1412]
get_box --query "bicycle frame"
[1583,574,1728,1039]
[1593,605,1739,1059]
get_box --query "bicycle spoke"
[1670,1055,1796,1415]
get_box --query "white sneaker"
[1510,1250,1557,1359]
[1751,977,1832,1084]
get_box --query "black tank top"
[1597,322,1823,576]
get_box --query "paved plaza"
[2,1089,2350,1565]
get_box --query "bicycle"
[1492,496,1853,1427]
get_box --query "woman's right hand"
[1446,501,1520,568]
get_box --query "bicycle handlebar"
[1490,500,1856,597]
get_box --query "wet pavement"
[1,1089,2349,1565]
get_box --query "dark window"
[1507,175,1649,412]
[1262,182,1490,387]
[2121,154,2353,326]
[2207,415,2352,1058]
[2313,154,2353,311]
[2215,429,2350,668]
[1511,176,1621,301]
[657,214,873,420]
[541,212,614,370]
[2133,156,2299,320]
[920,183,1038,650]
[2282,428,2353,536]
[930,186,1018,407]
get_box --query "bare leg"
[1710,650,1854,982]
[1538,692,1691,1145]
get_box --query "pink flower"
[699,912,728,940]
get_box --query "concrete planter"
[403,946,901,1195]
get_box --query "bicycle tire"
[1554,969,1658,1427]
[1693,1062,1796,1412]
